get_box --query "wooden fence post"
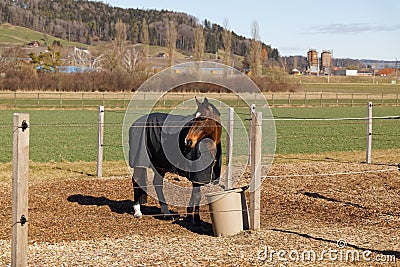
[225,107,234,190]
[248,104,256,165]
[271,94,274,107]
[250,111,262,230]
[12,113,29,267]
[366,102,372,164]
[97,106,104,177]
[13,92,17,107]
[320,93,323,107]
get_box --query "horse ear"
[195,97,200,107]
[204,97,209,104]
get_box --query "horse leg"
[190,184,202,226]
[153,169,171,218]
[186,190,195,221]
[132,167,147,218]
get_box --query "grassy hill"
[0,23,84,48]
[0,23,195,59]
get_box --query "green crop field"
[1,106,399,163]
[272,106,399,154]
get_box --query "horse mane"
[200,97,220,117]
[208,102,221,116]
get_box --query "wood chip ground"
[1,162,399,266]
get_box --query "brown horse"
[184,97,222,224]
[185,97,222,150]
[129,97,222,225]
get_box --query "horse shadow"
[67,194,171,217]
[173,216,214,236]
[67,194,214,236]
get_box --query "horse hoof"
[133,204,142,218]
[133,212,143,218]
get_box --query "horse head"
[185,97,221,150]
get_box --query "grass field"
[0,23,83,48]
[300,83,400,94]
[0,106,399,164]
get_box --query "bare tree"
[115,18,127,57]
[141,19,149,60]
[222,19,232,66]
[0,47,21,73]
[166,20,177,66]
[102,19,127,72]
[250,21,262,76]
[0,48,9,74]
[123,46,141,74]
[194,24,205,61]
[101,19,149,75]
[102,48,120,72]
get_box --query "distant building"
[291,68,301,75]
[306,49,333,75]
[357,71,373,77]
[74,46,89,54]
[320,50,332,75]
[28,41,40,47]
[333,69,346,76]
[157,52,169,58]
[35,65,94,73]
[377,68,397,76]
[345,70,358,76]
[307,49,319,75]
[332,69,358,76]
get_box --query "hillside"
[0,0,279,59]
[0,23,84,48]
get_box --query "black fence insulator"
[21,120,28,132]
[19,215,27,226]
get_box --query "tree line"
[0,0,279,59]
[0,16,300,92]
[0,0,301,92]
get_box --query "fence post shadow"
[270,228,400,260]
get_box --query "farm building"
[377,68,397,77]
[291,68,301,75]
[27,41,40,47]
[157,52,169,58]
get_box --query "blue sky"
[98,0,399,60]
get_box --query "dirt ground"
[0,162,399,266]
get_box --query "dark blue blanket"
[129,112,221,184]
